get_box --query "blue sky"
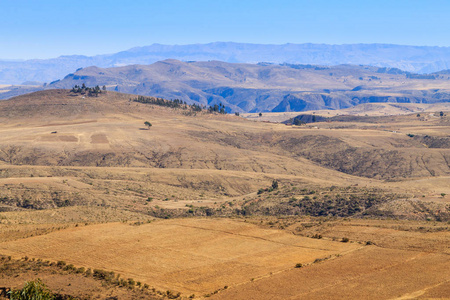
[1,0,449,59]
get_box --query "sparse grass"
[0,90,449,299]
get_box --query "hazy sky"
[1,0,449,59]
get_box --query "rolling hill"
[0,89,449,299]
[0,89,448,214]
[47,60,450,113]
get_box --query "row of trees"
[132,95,227,114]
[208,103,226,114]
[70,84,106,97]
[70,85,229,114]
[132,95,193,109]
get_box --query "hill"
[0,89,448,216]
[3,42,450,84]
[0,89,449,299]
[47,60,450,113]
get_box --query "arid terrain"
[0,90,449,299]
[47,60,450,113]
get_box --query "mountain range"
[3,42,450,85]
[48,60,450,113]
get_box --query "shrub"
[271,180,279,190]
[63,264,76,272]
[56,260,66,267]
[166,290,181,299]
[9,279,54,300]
[295,263,303,268]
[127,278,135,286]
[341,237,350,243]
[93,269,115,282]
[119,278,128,287]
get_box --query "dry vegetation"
[0,90,449,299]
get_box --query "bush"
[166,290,181,299]
[56,260,66,267]
[341,237,350,243]
[295,263,303,268]
[63,264,76,272]
[93,269,115,282]
[9,279,54,300]
[271,180,279,190]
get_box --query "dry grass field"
[242,102,450,122]
[0,218,448,299]
[0,219,361,294]
[0,90,449,299]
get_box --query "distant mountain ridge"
[2,42,450,84]
[48,60,450,113]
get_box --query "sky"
[1,0,450,59]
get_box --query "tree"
[293,118,304,126]
[440,111,444,117]
[144,121,152,129]
[102,85,106,91]
[259,112,262,117]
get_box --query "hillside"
[47,60,450,113]
[0,90,448,215]
[0,90,449,299]
[3,42,450,84]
